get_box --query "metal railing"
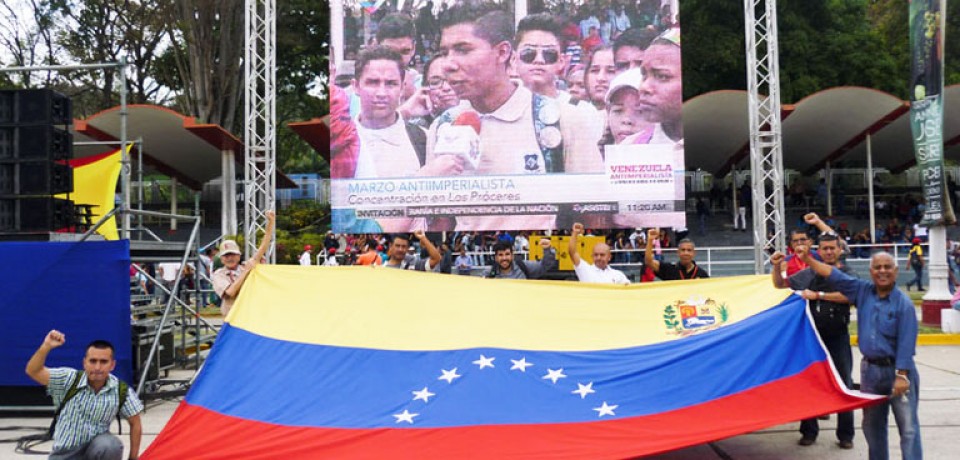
[457,242,928,279]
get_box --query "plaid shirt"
[47,368,143,452]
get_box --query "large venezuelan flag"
[143,267,880,459]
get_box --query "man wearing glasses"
[782,213,832,277]
[401,55,460,129]
[515,14,597,111]
[515,14,569,102]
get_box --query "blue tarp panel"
[0,240,131,385]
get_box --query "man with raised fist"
[26,330,144,460]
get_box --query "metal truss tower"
[244,0,277,261]
[744,0,785,273]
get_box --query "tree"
[680,0,746,99]
[680,0,908,102]
[163,0,244,130]
[275,0,330,174]
[0,0,63,88]
[49,0,174,116]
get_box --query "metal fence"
[462,242,935,284]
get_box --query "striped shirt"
[47,368,143,453]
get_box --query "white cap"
[605,68,644,105]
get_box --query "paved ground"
[2,345,957,459]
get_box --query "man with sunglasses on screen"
[515,14,597,110]
[425,5,603,231]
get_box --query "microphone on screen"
[434,110,481,170]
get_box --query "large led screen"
[330,0,684,232]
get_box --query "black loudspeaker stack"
[0,89,75,236]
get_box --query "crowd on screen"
[329,0,683,232]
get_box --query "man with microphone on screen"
[351,46,464,232]
[425,4,603,231]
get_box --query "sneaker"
[838,440,853,449]
[798,437,816,446]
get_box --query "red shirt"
[784,251,822,277]
[330,85,360,179]
[582,35,604,56]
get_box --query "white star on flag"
[393,409,419,424]
[472,355,495,369]
[593,402,618,417]
[542,368,567,384]
[572,382,595,399]
[510,358,533,372]
[412,387,435,403]
[438,367,461,383]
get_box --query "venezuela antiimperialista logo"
[663,296,730,336]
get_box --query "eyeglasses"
[427,78,449,89]
[518,47,560,65]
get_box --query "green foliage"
[663,304,680,329]
[274,229,327,265]
[680,0,957,102]
[276,201,331,234]
[273,201,330,264]
[680,0,746,99]
[276,0,330,175]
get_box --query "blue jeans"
[49,432,123,460]
[860,361,922,460]
[906,264,924,291]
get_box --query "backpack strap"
[404,122,428,167]
[516,260,532,279]
[116,380,129,435]
[486,260,533,279]
[48,372,84,438]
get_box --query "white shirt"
[573,260,630,285]
[299,251,312,266]
[354,112,421,179]
[913,224,928,239]
[158,262,181,282]
[514,235,529,252]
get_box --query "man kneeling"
[26,330,144,460]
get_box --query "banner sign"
[331,1,686,232]
[910,0,956,226]
[332,146,685,230]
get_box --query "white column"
[924,226,951,301]
[222,150,238,236]
[170,177,178,232]
[515,0,527,26]
[825,161,832,216]
[867,134,876,243]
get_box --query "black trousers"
[800,332,855,442]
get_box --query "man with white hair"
[797,247,922,460]
[568,222,629,285]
